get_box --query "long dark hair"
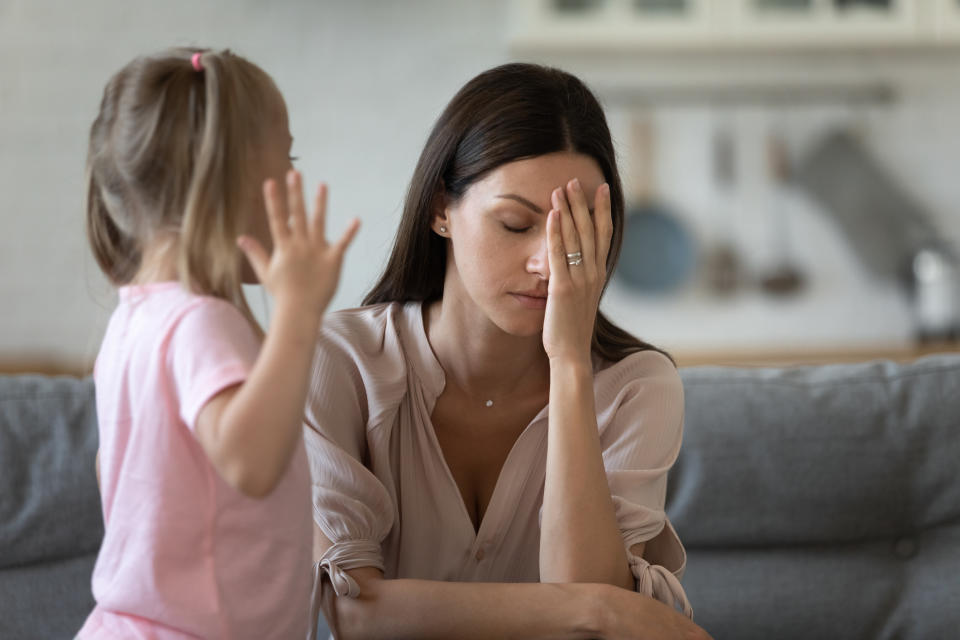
[364,63,668,363]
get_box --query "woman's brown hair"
[364,62,667,363]
[85,47,281,328]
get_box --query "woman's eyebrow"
[496,194,544,214]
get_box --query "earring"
[439,225,447,233]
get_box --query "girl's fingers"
[310,183,328,243]
[594,183,613,270]
[565,178,596,270]
[546,209,570,289]
[332,218,361,258]
[262,179,290,243]
[237,236,269,283]
[286,170,308,236]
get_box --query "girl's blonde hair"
[86,47,281,328]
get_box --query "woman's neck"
[425,294,550,404]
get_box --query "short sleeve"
[303,310,398,599]
[596,350,693,617]
[167,298,260,431]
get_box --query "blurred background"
[2,0,960,372]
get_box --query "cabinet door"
[727,0,920,46]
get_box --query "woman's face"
[435,151,606,337]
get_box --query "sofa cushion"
[0,554,97,639]
[670,354,960,639]
[0,375,102,569]
[671,355,960,547]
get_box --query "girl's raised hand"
[238,170,360,318]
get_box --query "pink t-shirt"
[78,282,312,640]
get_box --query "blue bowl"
[615,204,696,294]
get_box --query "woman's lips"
[510,292,547,309]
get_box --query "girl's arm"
[195,172,359,498]
[194,297,325,498]
[314,529,706,640]
[539,180,636,587]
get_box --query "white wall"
[0,0,509,369]
[2,0,959,369]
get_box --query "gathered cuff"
[627,551,694,618]
[317,539,385,598]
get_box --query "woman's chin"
[492,307,545,338]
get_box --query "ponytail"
[84,47,280,330]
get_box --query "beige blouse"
[303,302,692,619]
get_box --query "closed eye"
[503,224,532,234]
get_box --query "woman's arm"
[542,359,639,588]
[314,528,705,640]
[325,568,598,640]
[539,180,636,587]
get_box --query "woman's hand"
[594,584,712,640]
[239,169,360,320]
[541,178,613,364]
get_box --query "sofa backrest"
[0,374,101,639]
[670,354,960,640]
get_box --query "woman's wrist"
[570,582,610,639]
[548,355,594,407]
[548,352,593,376]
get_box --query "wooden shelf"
[673,342,960,367]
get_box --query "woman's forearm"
[326,570,602,640]
[540,358,633,589]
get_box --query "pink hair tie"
[191,52,204,72]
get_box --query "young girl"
[78,48,358,639]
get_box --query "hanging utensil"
[759,131,806,296]
[702,122,743,296]
[616,114,695,294]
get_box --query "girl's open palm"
[238,170,360,316]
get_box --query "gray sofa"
[2,355,959,639]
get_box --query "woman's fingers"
[545,208,570,290]
[551,187,584,282]
[593,183,613,272]
[286,170,309,237]
[564,178,596,271]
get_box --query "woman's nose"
[526,231,550,280]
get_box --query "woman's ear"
[430,188,451,237]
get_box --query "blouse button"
[475,548,485,562]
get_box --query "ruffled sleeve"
[303,305,405,601]
[596,350,693,617]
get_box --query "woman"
[304,63,709,639]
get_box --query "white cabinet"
[934,0,960,39]
[728,0,920,46]
[508,0,960,51]
[508,0,716,50]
